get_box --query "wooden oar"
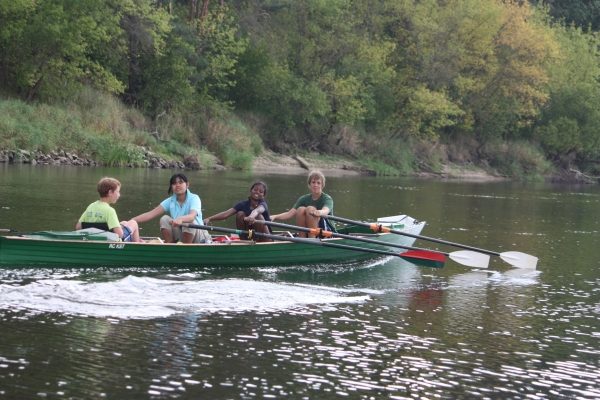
[183,223,445,268]
[315,214,538,269]
[0,229,31,235]
[254,220,489,269]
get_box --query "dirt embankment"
[254,151,599,183]
[253,151,507,181]
[252,152,372,177]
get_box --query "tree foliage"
[0,0,125,100]
[534,22,600,163]
[545,0,600,31]
[1,0,600,167]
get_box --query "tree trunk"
[200,0,209,19]
[128,23,139,106]
[189,0,195,22]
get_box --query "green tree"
[386,0,556,141]
[196,6,247,106]
[115,0,173,107]
[545,0,600,31]
[231,0,397,148]
[534,22,600,164]
[137,31,196,119]
[0,0,124,101]
[162,2,246,113]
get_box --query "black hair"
[168,173,189,195]
[249,181,268,197]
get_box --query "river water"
[0,164,598,398]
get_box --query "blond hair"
[97,177,120,198]
[307,170,325,188]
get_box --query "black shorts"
[318,217,334,232]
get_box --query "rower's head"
[168,173,189,195]
[250,181,267,195]
[307,170,325,189]
[97,177,121,198]
[249,181,267,201]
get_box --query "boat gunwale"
[0,222,426,246]
[1,231,392,246]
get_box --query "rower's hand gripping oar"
[315,214,537,269]
[183,223,445,268]
[255,220,489,269]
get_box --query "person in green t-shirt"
[271,170,335,238]
[76,177,142,242]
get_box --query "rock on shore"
[0,148,189,169]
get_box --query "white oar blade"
[500,251,538,269]
[448,251,490,268]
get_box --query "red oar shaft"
[257,220,449,259]
[321,214,501,256]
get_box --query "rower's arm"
[172,210,198,226]
[133,205,165,224]
[249,205,265,219]
[313,207,330,217]
[271,208,297,222]
[204,208,236,224]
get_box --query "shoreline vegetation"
[1,1,600,184]
[0,93,598,184]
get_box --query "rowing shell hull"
[0,221,425,268]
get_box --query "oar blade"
[399,250,446,269]
[448,251,490,269]
[500,251,538,269]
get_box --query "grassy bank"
[0,90,558,180]
[0,88,263,170]
[0,88,199,166]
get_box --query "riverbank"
[1,148,597,183]
[252,152,506,180]
[3,95,598,184]
[254,152,598,183]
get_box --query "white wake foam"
[0,276,376,319]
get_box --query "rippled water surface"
[0,164,599,398]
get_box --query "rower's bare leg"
[304,206,319,238]
[296,207,308,237]
[160,215,174,243]
[161,228,173,243]
[182,232,195,244]
[297,206,319,238]
[255,215,272,242]
[236,211,249,239]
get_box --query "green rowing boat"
[0,216,425,268]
